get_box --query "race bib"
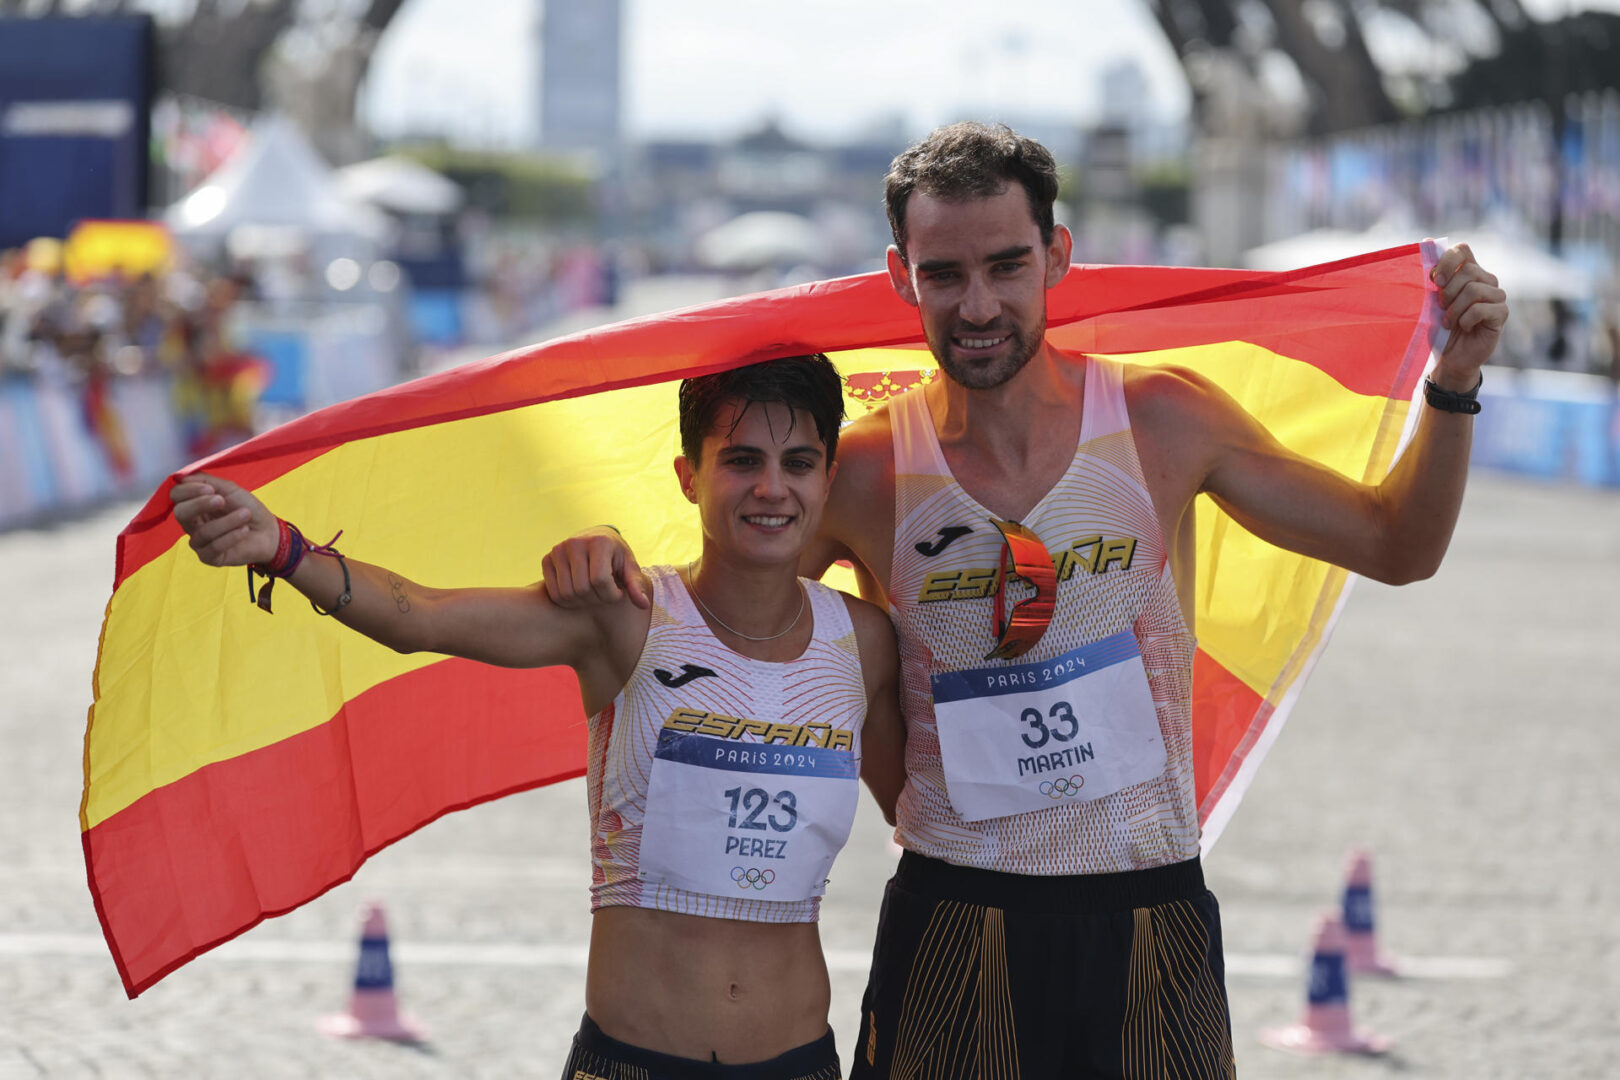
[639,728,859,901]
[931,631,1166,822]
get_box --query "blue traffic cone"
[318,901,426,1042]
[1260,912,1389,1055]
[1343,848,1400,975]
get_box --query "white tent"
[1243,227,1596,302]
[695,212,825,271]
[166,115,390,248]
[336,156,464,216]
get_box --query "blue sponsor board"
[653,730,858,779]
[244,328,309,408]
[0,16,153,248]
[931,630,1140,704]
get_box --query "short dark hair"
[884,121,1059,263]
[678,354,845,466]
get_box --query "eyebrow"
[721,442,824,459]
[914,245,1034,274]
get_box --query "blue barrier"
[237,303,398,414]
[0,373,182,529]
[1,304,400,529]
[408,289,465,345]
[245,329,309,409]
[0,378,59,521]
[1473,367,1620,488]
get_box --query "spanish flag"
[84,243,1444,996]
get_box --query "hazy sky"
[362,0,1190,147]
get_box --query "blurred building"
[536,0,622,166]
[621,120,906,274]
[1068,59,1193,267]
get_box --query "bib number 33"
[1019,700,1080,749]
[930,631,1168,822]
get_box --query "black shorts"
[849,852,1234,1080]
[561,1013,842,1080]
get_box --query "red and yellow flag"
[84,243,1443,996]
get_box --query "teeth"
[747,516,790,526]
[957,336,1008,349]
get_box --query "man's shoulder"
[838,404,894,456]
[830,405,895,491]
[1120,361,1210,406]
[816,408,896,574]
[1120,362,1235,434]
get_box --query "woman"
[171,354,903,1078]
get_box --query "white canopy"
[695,212,825,271]
[336,155,464,216]
[1243,227,1596,302]
[166,115,389,244]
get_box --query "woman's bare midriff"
[585,906,832,1063]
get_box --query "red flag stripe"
[85,658,586,997]
[1189,648,1269,821]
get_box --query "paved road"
[2,472,1617,1078]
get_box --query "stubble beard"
[930,314,1047,391]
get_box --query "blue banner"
[653,730,858,779]
[931,630,1142,704]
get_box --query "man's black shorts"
[561,1013,842,1080]
[849,852,1235,1079]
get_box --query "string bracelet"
[247,519,305,612]
[246,521,350,615]
[304,531,352,617]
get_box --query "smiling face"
[675,398,837,569]
[888,184,1071,390]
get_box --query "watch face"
[984,519,1057,661]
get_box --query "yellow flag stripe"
[1112,342,1410,697]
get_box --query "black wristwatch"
[1423,374,1483,415]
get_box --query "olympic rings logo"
[731,866,777,890]
[1039,775,1085,799]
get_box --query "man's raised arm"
[1176,243,1507,585]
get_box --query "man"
[545,123,1508,1077]
[173,355,905,1078]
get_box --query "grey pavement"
[2,472,1618,1078]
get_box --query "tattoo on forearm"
[388,574,411,613]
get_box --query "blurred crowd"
[0,240,266,467]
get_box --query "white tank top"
[588,565,868,922]
[886,356,1200,874]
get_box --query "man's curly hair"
[884,121,1059,264]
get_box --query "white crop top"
[587,565,869,922]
